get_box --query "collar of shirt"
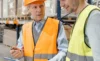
[33,16,47,33]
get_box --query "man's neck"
[75,2,88,14]
[33,16,47,23]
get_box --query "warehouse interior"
[0,0,100,61]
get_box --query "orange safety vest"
[22,17,59,61]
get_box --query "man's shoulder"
[47,17,60,24]
[89,9,100,17]
[47,17,58,21]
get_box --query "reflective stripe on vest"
[34,54,56,59]
[66,5,100,61]
[67,52,93,61]
[24,54,56,61]
[22,17,59,61]
[24,56,33,61]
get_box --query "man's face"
[60,0,79,13]
[29,3,45,22]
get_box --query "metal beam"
[57,0,61,20]
[1,0,3,19]
[15,0,18,15]
[88,0,92,4]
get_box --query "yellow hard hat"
[24,0,46,6]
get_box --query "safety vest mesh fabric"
[22,17,59,61]
[66,5,100,61]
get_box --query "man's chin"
[34,18,43,22]
[66,10,73,14]
[65,8,72,13]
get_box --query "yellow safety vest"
[66,5,100,61]
[22,17,59,61]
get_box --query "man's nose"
[37,7,42,12]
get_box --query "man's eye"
[40,5,44,8]
[32,6,37,9]
[61,0,65,1]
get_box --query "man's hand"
[10,46,23,59]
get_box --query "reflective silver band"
[34,54,56,60]
[24,54,56,61]
[67,52,93,61]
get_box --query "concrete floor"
[0,43,12,61]
[0,28,24,61]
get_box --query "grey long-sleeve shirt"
[85,10,100,61]
[17,17,68,61]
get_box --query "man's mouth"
[37,14,42,16]
[65,6,69,11]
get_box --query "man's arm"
[86,10,100,61]
[10,31,23,59]
[17,30,23,49]
[49,22,68,61]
